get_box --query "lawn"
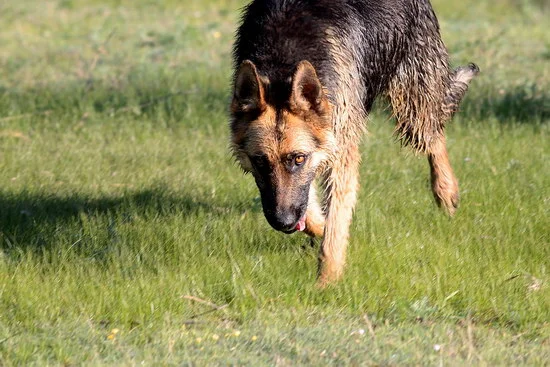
[0,0,548,365]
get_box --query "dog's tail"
[443,63,480,117]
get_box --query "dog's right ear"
[231,60,266,114]
[289,60,329,116]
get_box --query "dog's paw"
[433,179,459,216]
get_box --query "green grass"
[0,0,549,364]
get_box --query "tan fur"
[304,185,325,238]
[428,136,459,214]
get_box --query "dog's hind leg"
[430,64,479,214]
[388,41,478,215]
[427,135,459,214]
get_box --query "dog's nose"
[274,210,298,231]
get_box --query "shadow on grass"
[0,72,230,127]
[459,84,549,124]
[0,188,257,255]
[2,74,548,127]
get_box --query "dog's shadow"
[0,188,258,255]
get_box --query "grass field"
[0,0,549,364]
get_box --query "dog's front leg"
[317,143,360,286]
[304,184,325,238]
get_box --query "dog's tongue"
[295,215,306,232]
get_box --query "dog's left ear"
[290,60,329,116]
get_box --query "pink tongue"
[295,215,306,232]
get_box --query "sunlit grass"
[0,0,548,364]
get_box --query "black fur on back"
[233,0,442,112]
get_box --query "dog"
[229,0,478,286]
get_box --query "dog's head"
[230,60,335,233]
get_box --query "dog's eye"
[294,155,306,166]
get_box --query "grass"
[0,0,549,364]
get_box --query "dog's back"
[234,0,443,112]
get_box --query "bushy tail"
[443,63,480,117]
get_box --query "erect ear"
[231,60,266,114]
[289,60,328,115]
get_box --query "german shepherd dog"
[230,0,478,286]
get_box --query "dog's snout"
[274,210,298,231]
[264,205,304,232]
[257,180,310,233]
